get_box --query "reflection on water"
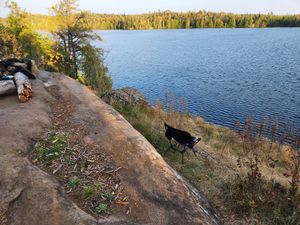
[95,28,300,130]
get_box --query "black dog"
[164,123,201,163]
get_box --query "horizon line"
[1,9,300,18]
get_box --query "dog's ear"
[194,137,201,143]
[192,137,201,147]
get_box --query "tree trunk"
[14,72,32,103]
[30,60,39,75]
[70,38,78,79]
[0,80,16,96]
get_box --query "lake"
[95,29,300,131]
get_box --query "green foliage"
[0,1,53,69]
[34,133,67,161]
[0,23,21,58]
[22,11,300,31]
[51,0,112,94]
[95,203,110,214]
[102,191,114,202]
[0,1,55,69]
[80,44,112,96]
[79,12,300,29]
[67,177,80,188]
[82,186,95,199]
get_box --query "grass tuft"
[34,133,67,161]
[82,186,95,199]
[96,203,110,214]
[67,177,80,189]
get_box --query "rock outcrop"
[102,87,148,107]
[0,71,223,225]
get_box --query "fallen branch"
[105,167,122,174]
[14,72,32,103]
[53,164,63,174]
[115,201,129,205]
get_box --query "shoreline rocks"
[102,87,148,107]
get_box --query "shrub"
[102,191,114,202]
[82,186,95,199]
[2,1,55,69]
[96,203,110,214]
[67,177,80,189]
[221,175,300,224]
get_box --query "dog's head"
[188,136,201,151]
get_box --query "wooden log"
[14,72,32,103]
[0,80,17,96]
[13,64,36,79]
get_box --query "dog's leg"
[181,147,186,164]
[193,149,197,157]
[165,145,172,155]
[172,143,179,153]
[164,140,173,155]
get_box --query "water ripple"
[97,28,300,130]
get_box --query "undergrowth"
[221,175,300,225]
[112,96,300,225]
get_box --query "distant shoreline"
[93,27,300,31]
[1,11,299,31]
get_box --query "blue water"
[95,29,300,130]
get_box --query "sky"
[0,0,299,17]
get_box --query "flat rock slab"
[0,71,222,225]
[0,78,101,225]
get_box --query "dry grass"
[113,99,300,225]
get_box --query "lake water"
[95,29,300,131]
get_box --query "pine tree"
[50,0,112,95]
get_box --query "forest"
[21,11,300,31]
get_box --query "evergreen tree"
[185,19,190,28]
[50,0,112,95]
[2,1,54,67]
[228,18,236,28]
[9,9,300,31]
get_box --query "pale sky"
[0,0,299,17]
